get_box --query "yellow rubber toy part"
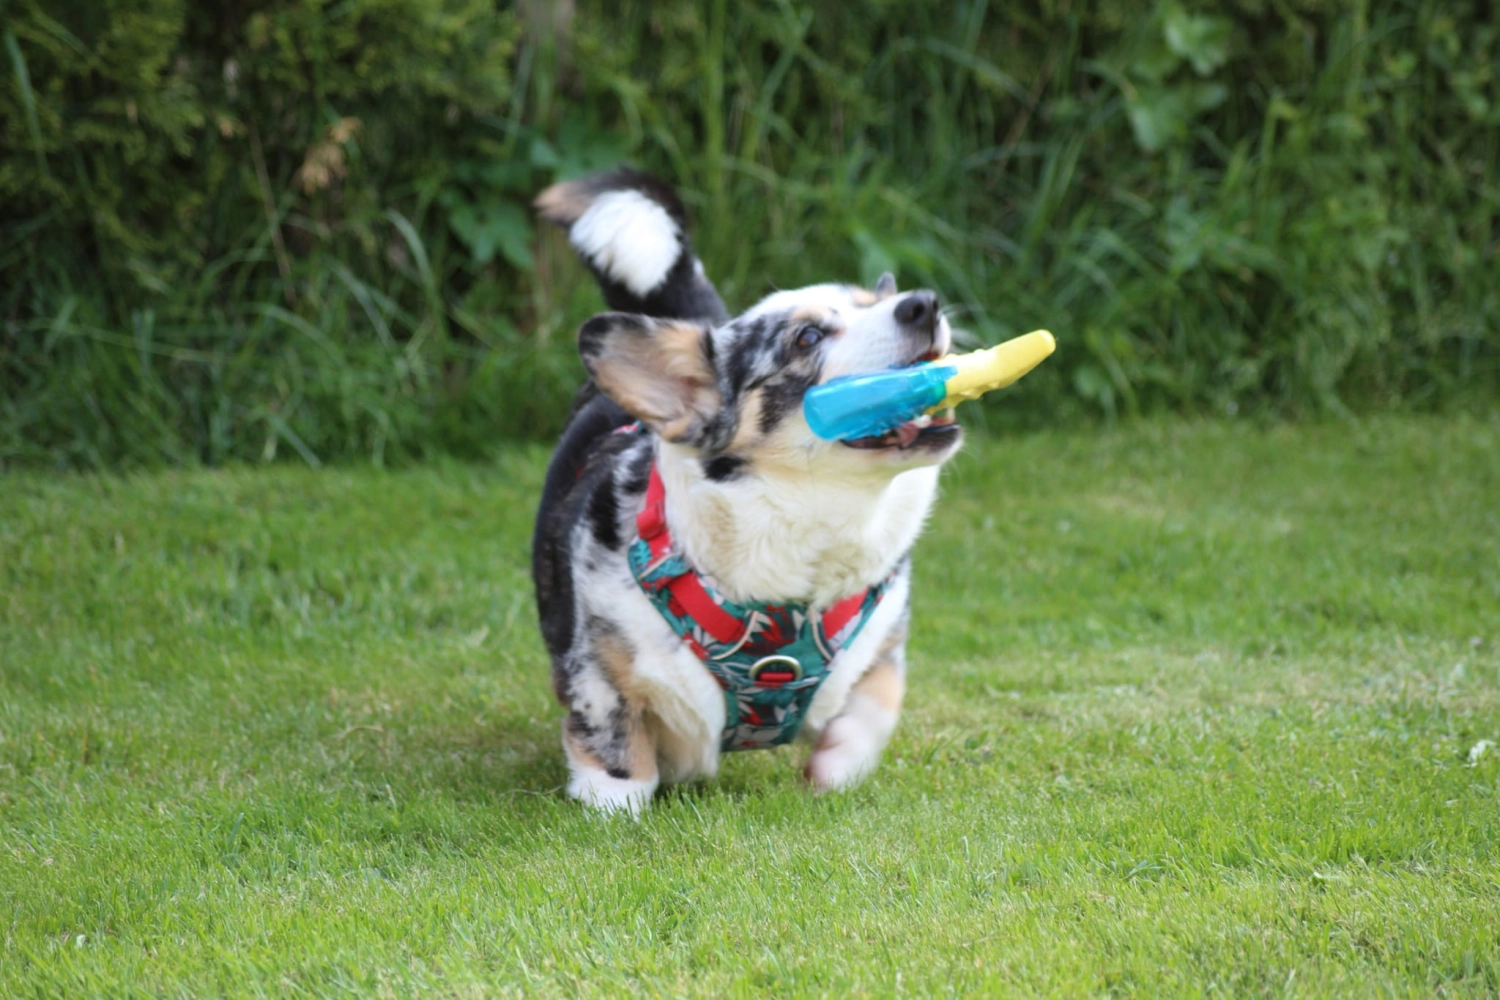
[933,330,1056,410]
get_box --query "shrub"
[2,0,1496,467]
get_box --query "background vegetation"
[3,0,1497,468]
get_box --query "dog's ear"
[579,313,724,446]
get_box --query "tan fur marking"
[590,319,719,442]
[728,388,765,451]
[851,622,908,713]
[590,624,658,780]
[595,626,646,706]
[791,306,838,327]
[690,491,742,565]
[656,318,708,355]
[561,724,608,771]
[627,720,658,779]
[847,288,880,308]
[563,705,657,785]
[534,181,591,225]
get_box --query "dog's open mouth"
[840,349,961,451]
[842,409,960,450]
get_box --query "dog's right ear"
[578,313,723,446]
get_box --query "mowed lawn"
[2,417,1498,997]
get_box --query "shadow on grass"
[303,703,569,812]
[329,702,849,823]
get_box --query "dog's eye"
[794,325,826,351]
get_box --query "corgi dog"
[532,170,960,814]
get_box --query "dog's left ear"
[579,313,725,446]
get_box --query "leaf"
[1125,85,1188,152]
[1126,82,1226,153]
[552,113,628,179]
[491,202,535,271]
[5,30,49,179]
[447,198,533,270]
[528,136,559,170]
[1130,35,1181,83]
[1163,5,1231,76]
[1127,93,1172,153]
[1164,195,1205,271]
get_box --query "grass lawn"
[3,416,1498,996]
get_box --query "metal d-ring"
[749,654,803,687]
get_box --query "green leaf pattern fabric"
[628,538,890,752]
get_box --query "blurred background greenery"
[2,0,1496,469]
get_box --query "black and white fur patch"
[536,169,729,324]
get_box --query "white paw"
[567,768,658,817]
[804,714,884,793]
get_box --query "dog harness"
[624,449,892,752]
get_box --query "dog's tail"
[536,169,729,325]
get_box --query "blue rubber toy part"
[803,364,955,441]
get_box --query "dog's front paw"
[803,714,885,793]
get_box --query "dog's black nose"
[894,290,939,334]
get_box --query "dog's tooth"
[912,414,932,428]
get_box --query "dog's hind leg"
[562,710,658,817]
[557,621,660,816]
[804,620,908,793]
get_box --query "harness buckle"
[749,654,803,688]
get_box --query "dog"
[532,170,961,814]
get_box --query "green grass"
[3,416,1498,996]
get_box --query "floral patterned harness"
[625,450,892,751]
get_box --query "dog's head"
[578,274,962,478]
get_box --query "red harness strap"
[820,588,868,642]
[636,463,869,645]
[637,465,748,646]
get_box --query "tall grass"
[0,213,589,468]
[620,0,1500,422]
[1,0,1496,468]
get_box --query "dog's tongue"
[895,422,920,447]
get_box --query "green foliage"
[3,419,1498,991]
[2,0,1497,467]
[0,0,588,467]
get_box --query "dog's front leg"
[804,624,907,792]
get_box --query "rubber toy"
[804,330,1057,441]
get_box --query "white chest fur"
[655,443,939,607]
